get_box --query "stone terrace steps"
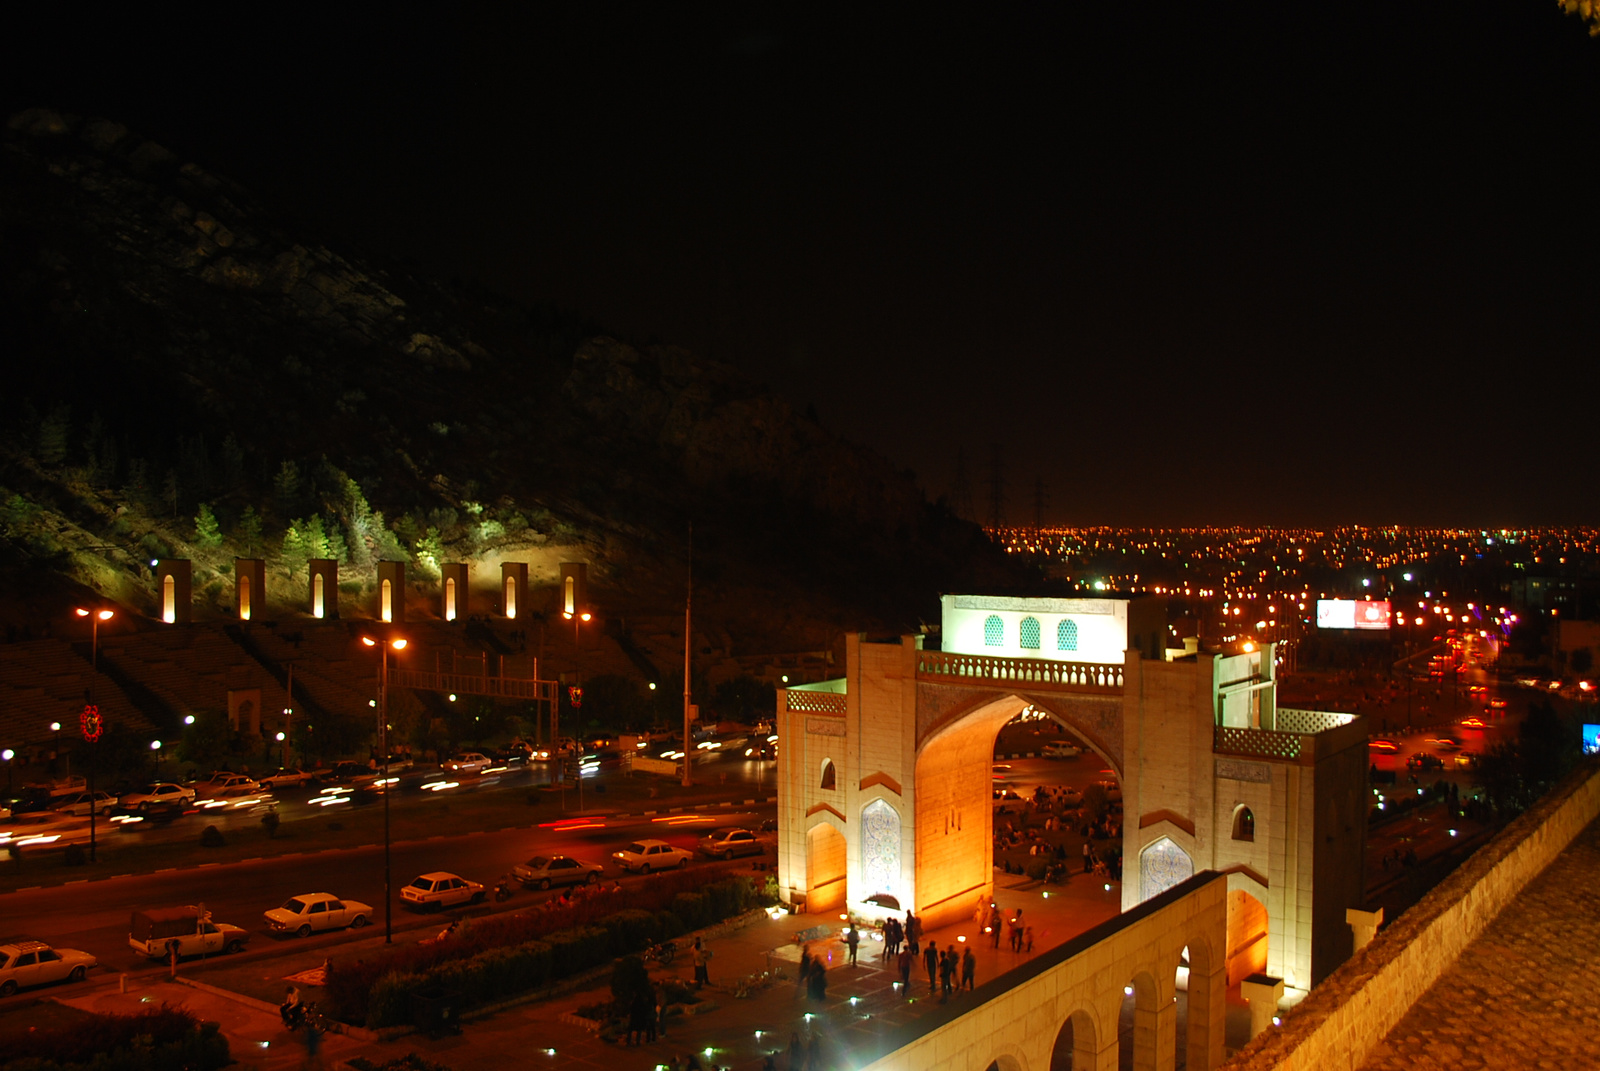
[0,639,152,752]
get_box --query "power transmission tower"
[1034,475,1048,531]
[987,444,1005,530]
[950,447,973,521]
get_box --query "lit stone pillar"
[376,560,406,623]
[1136,997,1178,1071]
[1080,1029,1120,1071]
[1346,907,1383,953]
[1187,960,1228,1070]
[1241,973,1284,1040]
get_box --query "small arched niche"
[1232,805,1256,842]
[820,759,837,790]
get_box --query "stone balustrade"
[1214,725,1305,762]
[913,650,1124,694]
[1274,707,1356,735]
[784,690,847,714]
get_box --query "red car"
[1460,717,1488,730]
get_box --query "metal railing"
[392,669,557,702]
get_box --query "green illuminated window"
[1019,616,1041,649]
[984,615,1004,647]
[1057,619,1079,652]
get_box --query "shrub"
[670,892,709,929]
[367,972,428,1029]
[0,1006,228,1070]
[611,954,650,1005]
[200,825,225,848]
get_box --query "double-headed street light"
[361,634,407,943]
[75,608,114,670]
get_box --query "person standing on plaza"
[924,940,939,990]
[787,1032,804,1070]
[692,936,710,989]
[1025,925,1035,954]
[846,921,860,966]
[898,945,914,993]
[962,946,976,990]
[939,949,955,1000]
[797,946,813,998]
[1009,909,1025,951]
[905,911,920,955]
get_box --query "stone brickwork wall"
[1224,761,1600,1071]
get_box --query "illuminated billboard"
[1316,599,1392,631]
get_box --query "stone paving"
[1358,815,1600,1071]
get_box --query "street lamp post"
[362,634,407,944]
[74,608,114,671]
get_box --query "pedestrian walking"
[787,1032,804,1071]
[962,946,976,990]
[692,937,710,989]
[846,922,860,966]
[1025,925,1034,954]
[1083,841,1092,873]
[906,912,921,955]
[1009,909,1025,951]
[898,946,914,993]
[939,949,955,1000]
[924,941,939,990]
[656,982,668,1039]
[797,946,813,998]
[808,961,828,1002]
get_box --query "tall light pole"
[362,634,407,944]
[682,523,693,787]
[74,608,114,671]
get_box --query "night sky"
[4,5,1597,527]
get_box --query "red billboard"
[1316,599,1391,631]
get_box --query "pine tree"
[194,503,223,548]
[237,505,262,555]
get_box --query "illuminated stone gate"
[775,595,1370,990]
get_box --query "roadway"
[0,803,771,1002]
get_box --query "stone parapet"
[1223,758,1600,1071]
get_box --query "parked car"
[264,892,373,937]
[698,827,764,859]
[512,854,605,890]
[51,791,117,817]
[194,773,259,793]
[325,762,377,786]
[401,872,485,910]
[612,839,695,873]
[128,906,249,959]
[442,753,491,776]
[0,940,96,996]
[256,767,317,790]
[120,783,195,812]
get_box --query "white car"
[0,941,97,996]
[195,773,260,793]
[612,839,695,873]
[698,828,764,859]
[120,783,195,812]
[442,753,491,775]
[401,872,485,910]
[257,767,317,790]
[51,791,117,817]
[265,892,373,937]
[1042,742,1083,758]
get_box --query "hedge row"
[0,1007,228,1071]
[359,876,759,1028]
[324,862,746,1022]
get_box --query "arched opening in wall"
[1116,970,1162,1071]
[504,575,517,619]
[162,574,175,624]
[820,759,836,790]
[1232,805,1255,841]
[994,704,1123,886]
[805,823,847,915]
[381,579,393,623]
[312,573,325,618]
[444,577,456,621]
[1226,889,1268,987]
[1049,1008,1097,1069]
[239,574,251,621]
[1139,837,1193,902]
[982,1058,1026,1071]
[563,575,575,615]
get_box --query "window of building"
[820,760,837,790]
[984,615,1004,647]
[1057,619,1079,652]
[1233,806,1255,842]
[1019,616,1041,650]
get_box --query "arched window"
[1057,619,1079,652]
[984,615,1004,647]
[381,578,393,623]
[312,573,325,618]
[444,577,457,621]
[504,575,517,619]
[239,574,252,621]
[162,574,176,624]
[820,759,837,790]
[564,575,576,615]
[1019,616,1041,649]
[1233,806,1255,842]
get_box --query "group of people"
[974,901,1033,953]
[877,911,920,959]
[623,981,671,1046]
[796,945,829,1001]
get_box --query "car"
[128,906,249,959]
[257,767,317,790]
[488,744,531,766]
[1042,742,1083,758]
[195,773,259,793]
[442,753,491,775]
[264,892,374,937]
[51,791,117,817]
[1407,752,1445,771]
[698,827,764,859]
[512,854,605,890]
[1368,739,1400,752]
[195,785,277,815]
[0,940,97,996]
[743,739,777,760]
[0,811,91,849]
[612,839,695,873]
[1429,738,1462,753]
[1454,753,1480,770]
[120,783,195,812]
[325,762,378,786]
[1488,698,1508,711]
[401,872,485,910]
[1460,717,1489,730]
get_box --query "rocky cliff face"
[0,108,1021,635]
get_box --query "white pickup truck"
[128,906,249,959]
